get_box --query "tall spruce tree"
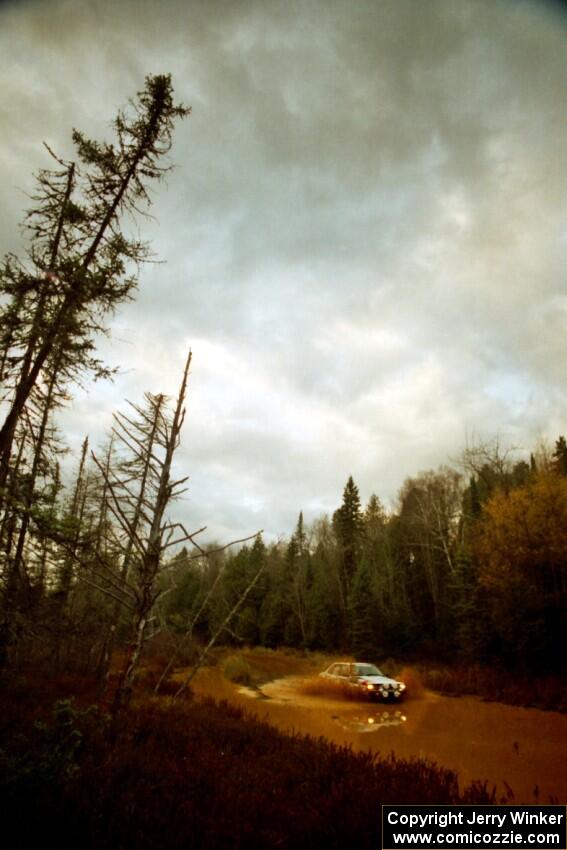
[553,436,567,476]
[283,512,312,645]
[0,75,189,490]
[333,476,363,608]
[348,557,379,658]
[0,74,188,672]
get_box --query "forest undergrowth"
[0,669,502,850]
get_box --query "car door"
[347,663,358,683]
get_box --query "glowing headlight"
[366,683,374,690]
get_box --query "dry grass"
[239,647,321,678]
[420,664,567,712]
[222,654,253,685]
[219,647,324,688]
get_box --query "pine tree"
[258,548,288,648]
[553,436,567,476]
[237,535,267,643]
[348,557,379,658]
[301,516,342,650]
[0,75,189,491]
[306,549,342,650]
[333,476,363,607]
[0,74,188,673]
[283,512,311,645]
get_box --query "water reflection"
[228,673,567,802]
[335,709,408,733]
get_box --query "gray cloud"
[1,0,566,540]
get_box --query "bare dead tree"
[456,434,519,493]
[95,392,166,685]
[88,351,203,711]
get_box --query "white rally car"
[320,661,406,702]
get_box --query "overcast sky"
[1,0,566,542]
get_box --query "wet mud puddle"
[235,675,567,803]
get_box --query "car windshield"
[354,664,383,676]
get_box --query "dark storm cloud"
[1,0,566,539]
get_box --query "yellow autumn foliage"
[475,472,567,600]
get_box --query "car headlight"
[366,683,374,690]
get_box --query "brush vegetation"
[0,676,500,850]
[420,664,567,712]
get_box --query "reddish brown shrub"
[0,678,501,850]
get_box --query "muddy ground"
[182,654,567,804]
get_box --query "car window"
[354,664,382,676]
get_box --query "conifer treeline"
[166,441,567,674]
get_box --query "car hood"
[359,675,401,687]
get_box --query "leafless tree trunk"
[86,352,196,711]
